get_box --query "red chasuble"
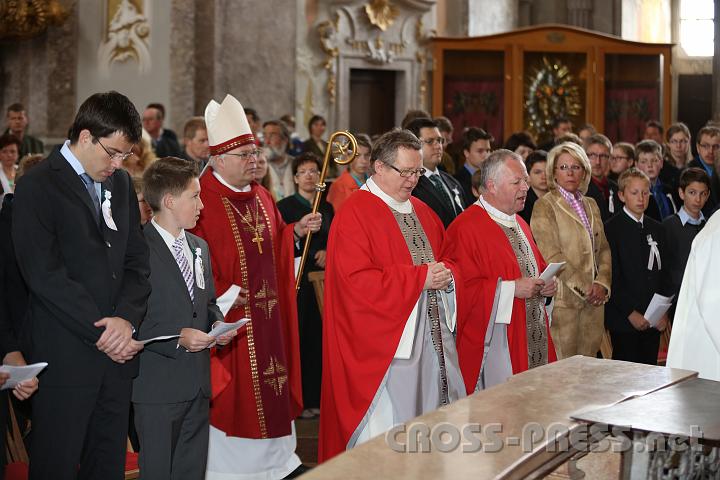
[190,169,302,439]
[442,205,557,394]
[318,191,449,463]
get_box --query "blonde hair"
[618,167,650,191]
[545,142,592,194]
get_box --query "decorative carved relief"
[317,16,340,104]
[364,0,399,31]
[97,0,150,75]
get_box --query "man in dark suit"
[143,103,183,158]
[132,157,234,479]
[12,91,151,479]
[688,126,720,216]
[406,118,466,228]
[454,127,493,206]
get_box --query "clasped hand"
[514,276,557,299]
[424,262,452,290]
[95,316,143,363]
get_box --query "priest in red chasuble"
[442,150,558,395]
[318,129,466,463]
[189,94,321,479]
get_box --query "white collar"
[423,167,440,179]
[623,206,644,225]
[477,195,518,228]
[151,217,187,250]
[678,206,705,226]
[361,176,412,214]
[213,170,251,193]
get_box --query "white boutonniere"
[102,191,118,231]
[195,247,206,289]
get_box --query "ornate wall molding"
[97,0,151,75]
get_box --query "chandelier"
[0,0,71,41]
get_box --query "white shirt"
[151,218,193,269]
[213,170,251,193]
[622,206,644,226]
[678,206,705,226]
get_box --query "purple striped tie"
[172,236,195,301]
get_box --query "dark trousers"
[29,375,132,480]
[1,391,6,480]
[133,392,209,480]
[610,329,661,365]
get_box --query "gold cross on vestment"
[254,280,278,319]
[263,356,288,396]
[251,230,264,254]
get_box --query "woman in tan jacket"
[531,142,612,359]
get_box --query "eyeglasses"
[698,143,720,151]
[610,155,630,162]
[556,164,583,172]
[296,169,319,177]
[669,138,689,145]
[421,137,446,146]
[95,137,134,162]
[384,162,427,178]
[223,149,261,161]
[587,152,610,161]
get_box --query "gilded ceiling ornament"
[365,0,399,32]
[0,0,71,40]
[97,0,150,75]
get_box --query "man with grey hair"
[318,128,466,462]
[443,149,557,393]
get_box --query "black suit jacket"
[0,194,28,358]
[132,223,223,404]
[412,171,467,228]
[604,212,671,333]
[453,165,476,207]
[153,129,183,158]
[12,149,151,386]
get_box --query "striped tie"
[172,236,195,301]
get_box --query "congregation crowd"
[0,91,717,480]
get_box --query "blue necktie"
[80,173,101,221]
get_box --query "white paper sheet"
[208,318,250,338]
[0,362,47,390]
[540,262,566,281]
[216,284,242,318]
[644,293,675,327]
[139,334,181,345]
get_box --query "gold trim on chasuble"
[222,196,268,437]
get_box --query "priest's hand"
[95,316,134,355]
[515,277,545,299]
[295,213,323,237]
[314,250,327,268]
[3,351,39,400]
[628,311,651,331]
[424,262,452,290]
[539,276,558,297]
[232,288,250,309]
[180,328,217,352]
[655,313,669,332]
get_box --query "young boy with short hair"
[635,140,678,221]
[604,168,672,364]
[132,157,236,479]
[662,167,710,300]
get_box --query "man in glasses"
[319,128,466,462]
[406,117,467,228]
[189,94,320,479]
[12,91,151,479]
[688,125,720,214]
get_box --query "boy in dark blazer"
[12,91,151,479]
[604,168,672,364]
[133,157,236,479]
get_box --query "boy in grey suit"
[132,157,236,479]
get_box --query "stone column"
[467,0,519,36]
[713,0,720,121]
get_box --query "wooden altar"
[430,25,673,146]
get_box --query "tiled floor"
[295,418,319,466]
